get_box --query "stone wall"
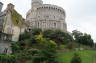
[0,40,12,54]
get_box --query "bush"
[0,54,16,63]
[71,53,82,63]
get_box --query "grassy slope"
[57,50,96,63]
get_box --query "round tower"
[31,0,43,9]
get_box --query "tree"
[72,30,94,47]
[95,43,96,48]
[72,30,83,42]
[33,34,58,63]
[13,30,59,63]
[43,29,54,38]
[19,31,31,41]
[78,33,94,47]
[31,28,42,35]
[71,53,82,63]
[43,30,73,44]
[40,39,58,63]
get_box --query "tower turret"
[31,0,43,8]
[0,2,3,12]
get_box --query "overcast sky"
[0,0,96,42]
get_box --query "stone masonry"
[26,0,67,32]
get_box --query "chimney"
[7,3,14,10]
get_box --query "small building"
[3,3,25,41]
[0,2,25,54]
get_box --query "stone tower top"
[0,2,3,12]
[31,0,43,8]
[7,3,14,10]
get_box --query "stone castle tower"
[26,0,67,32]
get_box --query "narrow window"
[54,23,56,27]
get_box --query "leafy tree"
[72,30,83,42]
[43,30,73,44]
[43,29,54,38]
[72,30,94,47]
[78,33,94,47]
[31,28,42,35]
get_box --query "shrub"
[71,53,82,63]
[0,54,16,63]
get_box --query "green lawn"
[57,50,96,63]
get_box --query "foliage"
[11,29,59,63]
[72,30,83,41]
[35,34,43,40]
[11,42,20,54]
[43,30,73,44]
[30,28,42,35]
[0,54,16,63]
[5,6,25,27]
[72,30,94,47]
[11,9,25,27]
[19,31,31,41]
[43,29,54,38]
[40,39,57,62]
[78,34,94,47]
[33,35,58,63]
[10,29,95,63]
[71,53,82,63]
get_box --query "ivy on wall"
[9,9,25,27]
